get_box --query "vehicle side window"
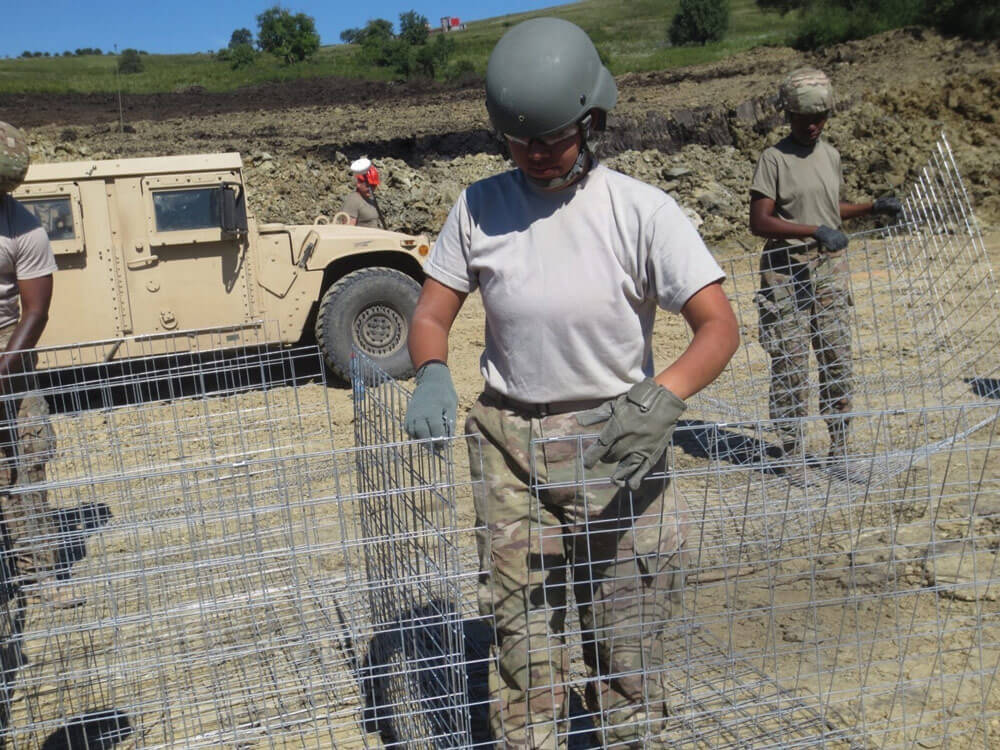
[152,188,221,232]
[22,196,75,241]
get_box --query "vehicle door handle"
[126,256,159,269]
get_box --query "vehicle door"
[114,170,253,335]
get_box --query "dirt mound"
[4,29,997,244]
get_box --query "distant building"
[439,16,466,32]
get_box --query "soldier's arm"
[408,278,467,369]
[654,281,739,400]
[839,201,874,221]
[0,275,52,380]
[749,192,819,240]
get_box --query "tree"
[414,34,455,78]
[229,28,254,49]
[340,28,362,44]
[399,10,430,46]
[118,48,144,74]
[669,0,730,46]
[256,6,320,64]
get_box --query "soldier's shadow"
[52,502,112,579]
[673,419,785,473]
[39,708,132,749]
[966,377,1000,400]
[359,606,601,748]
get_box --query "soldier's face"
[356,177,371,198]
[506,127,583,186]
[789,111,828,146]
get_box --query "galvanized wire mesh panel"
[349,349,1000,748]
[0,331,376,748]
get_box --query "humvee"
[12,152,430,381]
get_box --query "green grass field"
[0,0,801,95]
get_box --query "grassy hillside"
[0,0,800,95]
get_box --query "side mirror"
[221,183,248,236]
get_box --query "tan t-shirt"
[339,191,380,228]
[0,196,58,329]
[426,163,725,403]
[750,135,843,249]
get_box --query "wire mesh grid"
[0,327,434,749]
[0,130,994,748]
[350,350,1000,749]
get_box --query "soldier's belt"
[482,385,608,418]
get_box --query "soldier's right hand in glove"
[576,378,687,491]
[404,361,458,440]
[813,225,848,252]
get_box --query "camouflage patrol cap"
[779,68,833,115]
[0,121,30,194]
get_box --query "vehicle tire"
[315,267,420,382]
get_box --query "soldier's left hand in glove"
[872,196,903,217]
[576,378,687,491]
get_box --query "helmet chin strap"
[525,119,596,191]
[525,148,592,191]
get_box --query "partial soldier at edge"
[0,121,83,610]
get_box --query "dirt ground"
[2,27,999,748]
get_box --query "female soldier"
[405,19,739,748]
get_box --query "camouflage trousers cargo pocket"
[465,394,688,749]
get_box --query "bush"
[445,58,479,85]
[256,6,320,64]
[228,42,257,69]
[118,48,144,74]
[925,0,1000,40]
[669,0,730,45]
[755,0,977,48]
[414,34,455,78]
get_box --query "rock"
[923,540,998,601]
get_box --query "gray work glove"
[872,196,903,217]
[813,224,848,252]
[404,362,458,440]
[576,379,687,491]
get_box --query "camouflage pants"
[756,248,853,451]
[466,392,687,749]
[0,324,59,582]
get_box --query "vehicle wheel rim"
[353,304,405,357]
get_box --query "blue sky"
[2,1,575,58]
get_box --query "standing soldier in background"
[405,19,739,747]
[338,157,383,228]
[749,69,902,480]
[0,122,82,611]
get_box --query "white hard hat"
[350,157,372,174]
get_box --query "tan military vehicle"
[13,152,430,381]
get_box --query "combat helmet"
[0,121,30,194]
[485,17,617,140]
[779,68,834,115]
